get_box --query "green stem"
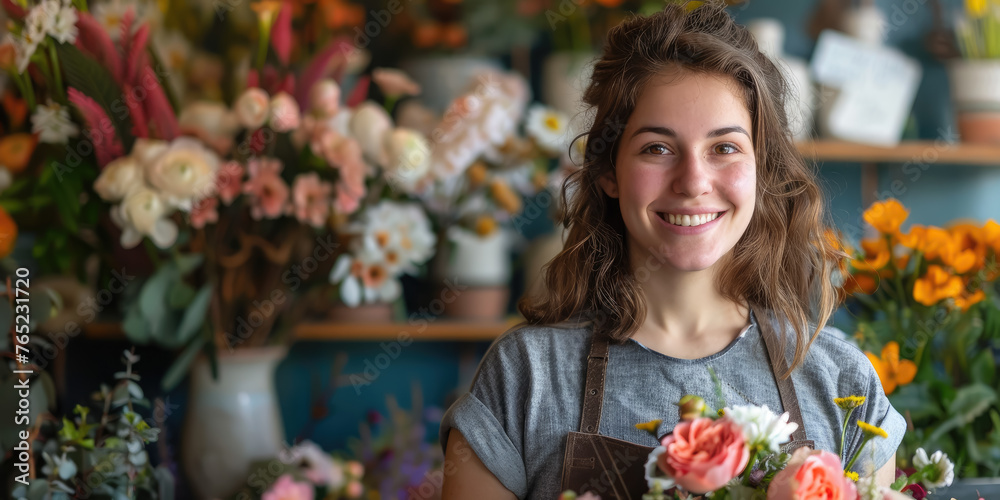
[840,407,856,458]
[10,71,35,111]
[384,95,399,115]
[255,25,271,72]
[143,238,163,268]
[845,435,873,472]
[741,449,759,483]
[47,41,66,103]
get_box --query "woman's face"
[600,70,756,273]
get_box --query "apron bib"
[559,306,815,499]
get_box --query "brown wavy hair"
[517,1,843,377]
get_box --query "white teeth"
[660,211,720,227]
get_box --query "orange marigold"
[913,265,963,306]
[865,341,917,395]
[955,289,986,312]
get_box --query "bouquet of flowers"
[839,199,1000,477]
[561,392,954,499]
[228,440,366,500]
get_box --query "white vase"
[398,55,503,114]
[948,59,1000,112]
[443,226,511,286]
[181,346,288,500]
[542,51,598,116]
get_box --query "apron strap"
[578,332,610,434]
[751,305,813,449]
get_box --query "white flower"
[349,100,392,165]
[382,128,430,193]
[92,0,132,40]
[144,137,221,210]
[233,87,270,129]
[178,101,241,153]
[25,1,58,43]
[49,4,78,44]
[525,104,571,155]
[287,441,345,489]
[913,448,954,489]
[723,405,799,454]
[644,445,675,492]
[132,138,169,166]
[31,99,79,144]
[6,30,41,74]
[94,156,144,202]
[329,252,401,307]
[113,187,178,249]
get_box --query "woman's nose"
[671,151,713,198]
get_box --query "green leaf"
[55,43,135,151]
[889,383,943,421]
[174,253,204,275]
[167,281,196,309]
[174,285,212,346]
[122,303,151,344]
[972,349,996,387]
[161,335,206,391]
[137,265,177,345]
[948,383,997,425]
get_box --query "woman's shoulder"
[795,324,878,387]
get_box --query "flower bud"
[678,395,706,422]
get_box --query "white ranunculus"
[644,445,674,492]
[233,87,270,129]
[144,137,220,210]
[913,448,954,489]
[382,128,430,193]
[525,104,571,155]
[723,405,799,454]
[131,138,169,166]
[348,101,392,166]
[115,187,177,249]
[94,156,144,202]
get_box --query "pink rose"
[262,474,313,500]
[659,417,749,493]
[767,448,857,500]
[269,92,301,132]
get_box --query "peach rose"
[767,448,857,500]
[659,417,749,493]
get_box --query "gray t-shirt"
[439,313,907,500]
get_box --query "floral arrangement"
[561,393,954,499]
[9,349,173,500]
[838,198,1000,477]
[229,440,366,500]
[955,0,1000,59]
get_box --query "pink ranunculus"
[234,87,271,129]
[767,448,857,500]
[243,166,290,220]
[216,161,245,205]
[262,474,314,500]
[658,417,749,494]
[333,182,362,215]
[269,92,301,132]
[189,196,219,229]
[292,173,333,228]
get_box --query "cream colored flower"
[94,156,144,202]
[372,68,421,98]
[234,87,270,129]
[348,101,392,165]
[178,101,241,153]
[113,187,177,249]
[308,79,341,118]
[144,137,220,210]
[382,128,430,193]
[269,92,301,132]
[913,448,954,489]
[525,104,571,155]
[31,99,79,144]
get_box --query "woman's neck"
[629,246,749,357]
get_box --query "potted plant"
[948,0,1000,143]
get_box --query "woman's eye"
[644,144,669,155]
[714,143,739,154]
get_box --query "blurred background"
[1,0,1000,498]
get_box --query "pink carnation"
[658,417,749,494]
[262,474,313,500]
[216,161,245,205]
[189,196,219,229]
[767,448,857,500]
[244,159,290,220]
[292,173,333,228]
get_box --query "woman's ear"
[598,171,620,198]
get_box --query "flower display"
[263,474,314,500]
[658,417,750,493]
[767,448,857,500]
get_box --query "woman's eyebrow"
[630,125,750,139]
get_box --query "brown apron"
[559,307,815,499]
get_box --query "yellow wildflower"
[844,471,859,481]
[634,419,662,436]
[834,396,866,411]
[857,421,888,439]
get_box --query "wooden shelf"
[84,316,525,342]
[796,140,1000,166]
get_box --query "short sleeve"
[842,358,907,475]
[439,331,530,498]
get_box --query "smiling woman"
[438,2,905,499]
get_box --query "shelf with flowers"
[948,0,1000,144]
[837,199,1000,481]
